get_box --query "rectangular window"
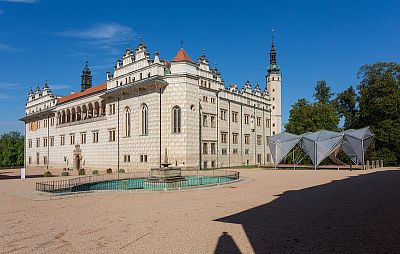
[44,119,47,128]
[203,143,208,154]
[50,118,55,126]
[70,134,75,145]
[221,132,227,143]
[140,155,148,163]
[266,119,270,128]
[36,153,40,164]
[267,154,271,163]
[28,139,32,148]
[81,133,86,144]
[109,104,116,115]
[257,117,261,127]
[43,156,48,165]
[257,135,262,145]
[92,132,99,143]
[257,154,262,164]
[211,161,216,168]
[211,116,216,128]
[211,98,216,104]
[232,148,238,154]
[245,149,249,155]
[203,161,208,168]
[50,137,54,146]
[222,149,227,155]
[245,134,250,145]
[36,138,40,147]
[203,115,208,127]
[203,96,208,102]
[211,143,216,154]
[109,129,116,142]
[124,155,131,162]
[60,135,65,146]
[43,138,48,147]
[28,156,32,165]
[232,112,238,122]
[244,114,249,124]
[220,109,227,121]
[232,133,238,144]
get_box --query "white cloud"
[0,0,39,3]
[0,94,13,100]
[49,84,71,90]
[59,23,132,40]
[0,43,17,51]
[0,82,21,89]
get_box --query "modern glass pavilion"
[267,127,374,169]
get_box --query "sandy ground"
[1,167,400,254]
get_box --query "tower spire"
[267,29,280,74]
[270,29,277,65]
[81,61,92,92]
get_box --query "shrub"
[118,168,125,173]
[78,169,85,175]
[92,170,99,175]
[107,168,112,174]
[61,172,69,176]
[44,171,52,177]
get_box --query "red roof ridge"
[58,83,107,104]
[172,48,194,63]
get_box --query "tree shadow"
[0,171,44,180]
[214,231,241,254]
[215,170,400,253]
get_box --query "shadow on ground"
[215,170,400,253]
[0,171,44,180]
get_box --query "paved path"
[0,168,399,253]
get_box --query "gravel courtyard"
[1,168,399,254]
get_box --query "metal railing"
[36,170,240,194]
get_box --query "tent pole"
[293,149,295,170]
[275,144,277,170]
[314,141,317,170]
[361,139,365,170]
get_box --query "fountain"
[147,148,185,183]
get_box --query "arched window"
[141,104,148,135]
[172,106,181,133]
[124,107,131,137]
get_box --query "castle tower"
[81,61,92,92]
[265,31,282,135]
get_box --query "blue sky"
[0,0,399,134]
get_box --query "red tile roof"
[57,83,107,104]
[172,48,194,63]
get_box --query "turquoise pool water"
[69,175,235,192]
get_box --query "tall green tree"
[285,81,339,135]
[356,62,400,165]
[335,86,358,129]
[314,80,334,104]
[0,131,24,167]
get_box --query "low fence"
[36,170,240,194]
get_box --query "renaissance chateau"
[22,38,282,171]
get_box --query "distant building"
[21,37,282,171]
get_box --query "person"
[349,164,352,171]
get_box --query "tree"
[285,82,339,135]
[0,131,24,167]
[314,80,334,104]
[335,86,358,129]
[356,62,400,165]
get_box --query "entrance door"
[75,155,81,171]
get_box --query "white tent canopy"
[267,132,301,164]
[267,127,374,168]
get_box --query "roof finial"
[272,29,275,46]
[180,39,184,49]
